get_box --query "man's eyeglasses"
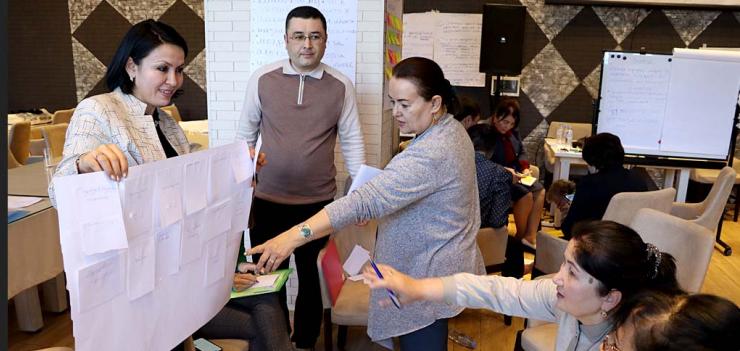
[289,33,324,43]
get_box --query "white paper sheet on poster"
[121,167,155,240]
[127,235,155,300]
[402,12,485,87]
[69,172,129,255]
[249,0,358,83]
[53,141,255,351]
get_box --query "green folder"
[230,268,293,299]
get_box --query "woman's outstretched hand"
[361,263,443,306]
[247,229,304,273]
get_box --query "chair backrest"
[161,104,182,122]
[693,166,736,231]
[477,227,509,268]
[630,208,715,293]
[602,187,676,226]
[51,108,75,125]
[8,148,21,169]
[41,123,69,159]
[30,125,44,139]
[533,232,568,275]
[318,239,345,307]
[9,121,31,165]
[546,122,592,140]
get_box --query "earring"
[600,310,608,319]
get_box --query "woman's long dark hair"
[571,221,681,322]
[105,20,188,94]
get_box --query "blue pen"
[369,259,401,309]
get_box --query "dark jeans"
[250,197,331,349]
[502,236,524,278]
[398,318,449,351]
[195,293,292,351]
[171,294,292,351]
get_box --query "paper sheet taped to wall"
[403,12,485,87]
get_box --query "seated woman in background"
[190,244,292,351]
[604,290,740,351]
[489,98,544,249]
[364,220,681,351]
[468,124,528,277]
[560,133,647,239]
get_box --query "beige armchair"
[476,226,509,273]
[51,108,75,125]
[690,158,740,223]
[40,123,69,159]
[630,208,714,293]
[601,187,676,225]
[673,166,737,256]
[8,148,22,169]
[162,104,183,122]
[317,221,375,351]
[9,121,31,164]
[533,188,676,277]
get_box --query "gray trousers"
[194,293,293,351]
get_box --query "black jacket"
[561,166,648,238]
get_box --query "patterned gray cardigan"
[325,114,485,342]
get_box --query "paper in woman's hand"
[519,175,537,187]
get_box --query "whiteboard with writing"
[250,0,358,82]
[597,49,740,160]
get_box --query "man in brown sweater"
[236,6,365,350]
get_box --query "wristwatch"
[297,223,313,239]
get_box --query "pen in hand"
[369,260,402,309]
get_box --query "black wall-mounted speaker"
[479,4,526,75]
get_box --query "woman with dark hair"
[363,220,681,351]
[454,95,481,129]
[560,133,648,238]
[490,98,544,249]
[603,291,740,351]
[249,57,484,350]
[50,19,191,190]
[53,20,284,351]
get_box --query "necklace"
[572,321,612,351]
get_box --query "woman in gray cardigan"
[363,221,682,351]
[249,57,484,350]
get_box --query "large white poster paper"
[54,141,255,351]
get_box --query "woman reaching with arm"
[249,57,485,351]
[363,220,681,351]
